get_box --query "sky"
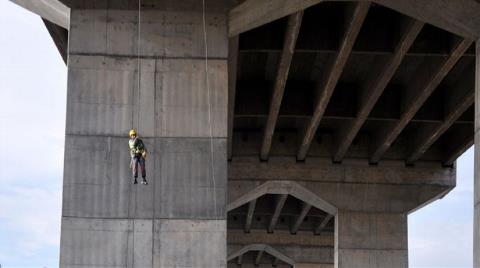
[0,1,475,267]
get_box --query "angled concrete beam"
[407,76,475,164]
[227,180,337,216]
[260,11,303,160]
[268,194,288,233]
[43,18,68,64]
[297,2,370,161]
[228,244,295,266]
[228,36,239,160]
[291,203,311,234]
[314,214,333,235]
[10,0,69,29]
[443,136,474,166]
[373,0,480,39]
[255,250,265,265]
[370,38,473,163]
[245,199,257,233]
[333,18,424,162]
[236,254,243,265]
[228,0,321,36]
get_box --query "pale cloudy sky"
[0,1,475,267]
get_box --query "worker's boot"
[133,177,138,184]
[141,177,148,185]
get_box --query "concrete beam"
[372,0,480,39]
[291,203,311,234]
[228,0,321,36]
[268,194,288,233]
[227,180,337,215]
[407,74,475,164]
[227,244,295,266]
[228,36,239,160]
[10,0,69,29]
[245,199,257,233]
[370,38,473,163]
[237,254,243,265]
[255,250,265,265]
[333,18,424,162]
[260,11,303,160]
[297,2,370,161]
[443,134,474,166]
[314,214,333,235]
[42,18,68,64]
[228,229,333,247]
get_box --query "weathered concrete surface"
[228,156,454,267]
[335,211,408,268]
[229,157,455,213]
[474,40,480,268]
[61,1,228,267]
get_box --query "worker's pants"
[131,156,146,179]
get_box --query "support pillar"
[474,40,480,268]
[60,1,228,267]
[335,211,408,268]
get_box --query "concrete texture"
[61,1,228,267]
[229,158,454,213]
[474,40,480,268]
[60,218,225,268]
[335,211,408,268]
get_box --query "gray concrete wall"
[60,1,229,267]
[474,40,480,268]
[335,211,408,268]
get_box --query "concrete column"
[474,40,480,268]
[334,211,408,268]
[60,1,228,267]
[295,264,333,268]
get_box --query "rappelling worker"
[128,128,148,185]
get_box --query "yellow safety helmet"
[129,128,137,137]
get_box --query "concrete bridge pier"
[475,40,480,268]
[335,211,407,268]
[228,158,454,267]
[60,1,228,267]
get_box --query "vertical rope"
[137,0,142,130]
[202,0,218,219]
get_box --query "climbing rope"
[202,0,219,220]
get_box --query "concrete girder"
[244,199,257,233]
[297,2,370,161]
[260,11,303,160]
[10,0,69,29]
[314,214,333,235]
[229,157,455,213]
[227,180,337,216]
[291,203,312,234]
[332,18,424,162]
[369,38,473,164]
[407,71,475,164]
[227,244,295,266]
[268,194,289,233]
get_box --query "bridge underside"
[15,0,480,267]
